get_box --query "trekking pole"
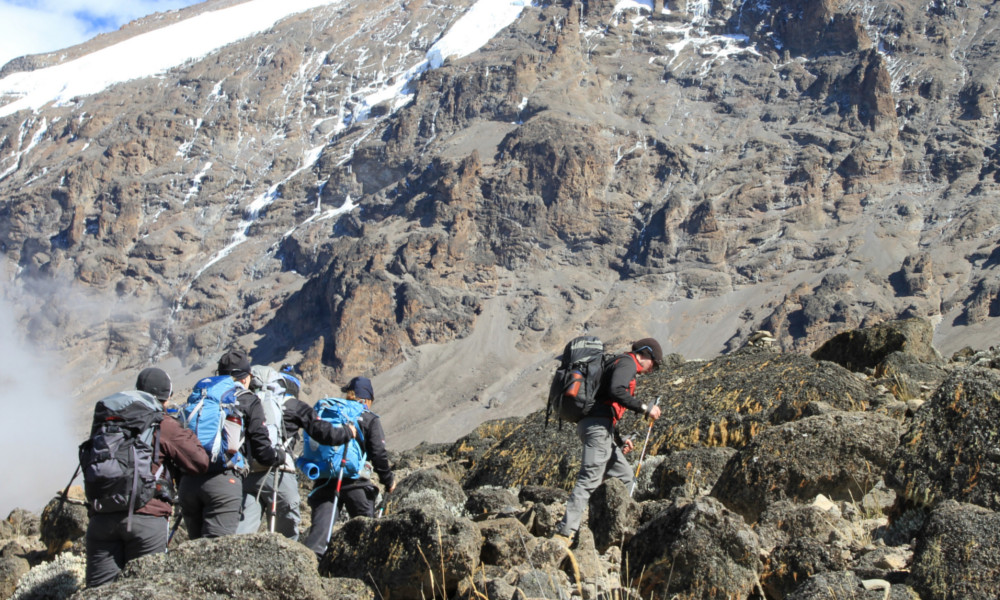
[269,467,280,533]
[629,396,661,498]
[324,456,348,547]
[167,509,184,548]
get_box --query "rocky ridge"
[4,318,1000,599]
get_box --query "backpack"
[296,397,367,480]
[78,391,168,529]
[249,365,288,471]
[183,375,247,472]
[546,335,608,426]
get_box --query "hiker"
[302,376,396,556]
[83,368,210,587]
[555,338,663,544]
[236,367,356,539]
[178,349,287,539]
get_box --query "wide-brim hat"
[631,337,663,367]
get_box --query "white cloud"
[0,0,202,69]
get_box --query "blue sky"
[0,0,203,69]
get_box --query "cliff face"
[3,0,1000,446]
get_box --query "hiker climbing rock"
[302,376,395,556]
[555,338,663,546]
[178,349,286,539]
[82,367,209,587]
[236,366,356,539]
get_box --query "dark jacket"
[138,415,210,517]
[328,407,393,491]
[234,387,285,470]
[589,353,646,424]
[281,396,354,447]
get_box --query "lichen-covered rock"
[886,368,1000,511]
[712,411,901,523]
[587,478,639,553]
[322,506,481,600]
[784,570,917,600]
[810,318,942,373]
[909,500,1000,600]
[633,348,876,453]
[622,496,761,600]
[38,490,87,557]
[386,467,468,517]
[646,446,737,500]
[465,487,520,520]
[72,533,336,600]
[762,537,850,600]
[12,552,85,600]
[463,350,876,492]
[478,518,533,569]
[0,554,30,600]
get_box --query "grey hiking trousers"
[85,512,168,587]
[236,468,301,539]
[179,471,243,539]
[558,416,633,537]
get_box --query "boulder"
[10,552,85,600]
[0,554,30,600]
[646,446,737,500]
[322,506,481,600]
[810,318,942,373]
[465,487,520,521]
[622,496,761,600]
[886,368,1000,512]
[784,570,916,600]
[762,537,850,600]
[587,478,639,553]
[73,533,341,600]
[39,489,88,557]
[386,467,468,516]
[756,500,854,555]
[712,411,901,523]
[874,351,949,401]
[909,500,1000,600]
[478,518,533,569]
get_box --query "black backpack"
[79,391,167,530]
[546,336,608,427]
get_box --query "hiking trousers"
[179,471,243,539]
[557,416,633,537]
[85,512,168,587]
[236,468,301,539]
[302,479,378,555]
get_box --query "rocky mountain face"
[3,0,1000,447]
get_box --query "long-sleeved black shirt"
[234,387,284,470]
[589,353,645,423]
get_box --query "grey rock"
[622,497,761,600]
[712,411,901,523]
[910,500,1000,600]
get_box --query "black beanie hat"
[217,348,252,378]
[136,367,172,402]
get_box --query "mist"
[0,268,79,517]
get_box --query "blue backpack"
[296,397,367,480]
[183,375,247,472]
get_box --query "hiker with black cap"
[236,366,356,539]
[84,368,209,587]
[178,349,287,539]
[302,376,395,555]
[555,337,663,546]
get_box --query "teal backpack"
[296,397,367,480]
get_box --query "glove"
[275,447,286,466]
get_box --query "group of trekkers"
[78,335,664,589]
[79,348,394,588]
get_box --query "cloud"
[0,260,80,516]
[0,0,202,69]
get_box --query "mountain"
[3,0,1000,457]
